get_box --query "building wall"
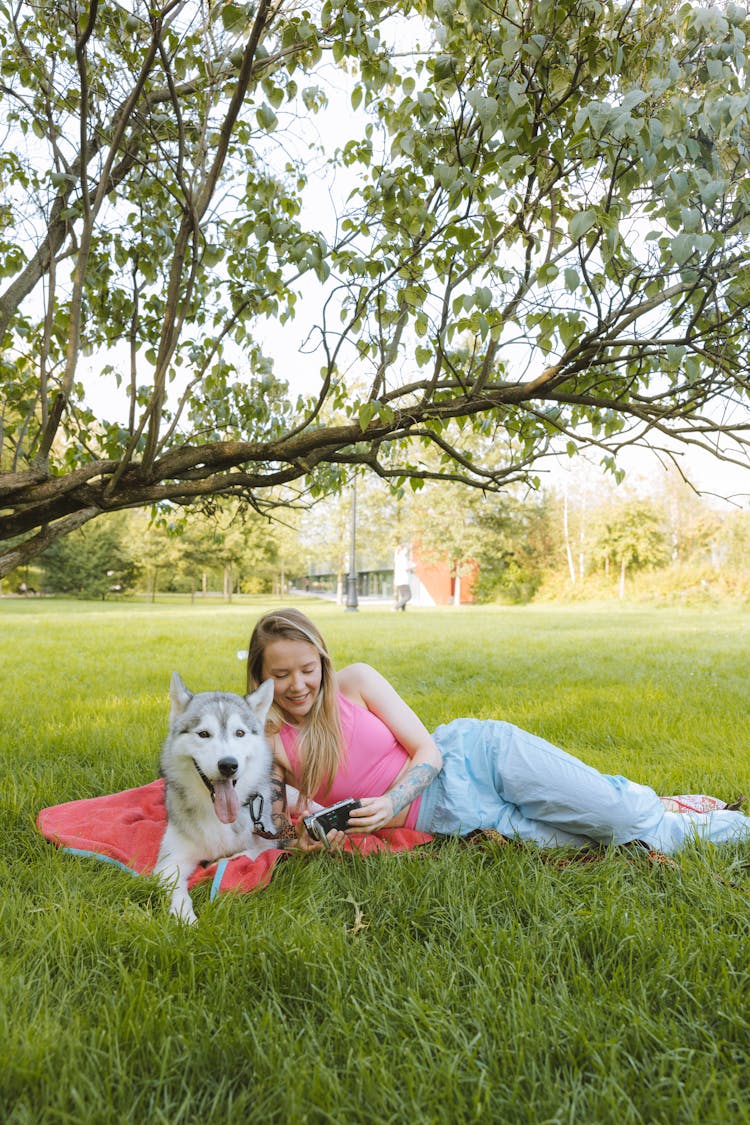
[412,555,477,606]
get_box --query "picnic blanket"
[35,779,435,901]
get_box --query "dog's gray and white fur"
[154,672,276,923]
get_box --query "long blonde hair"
[246,608,344,800]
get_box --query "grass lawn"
[2,597,750,1124]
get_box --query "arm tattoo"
[270,769,288,830]
[386,763,439,817]
[254,765,297,846]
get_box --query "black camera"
[304,799,362,845]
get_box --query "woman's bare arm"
[336,662,442,833]
[261,750,324,852]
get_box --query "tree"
[2,0,750,578]
[264,513,307,596]
[473,490,559,602]
[592,498,669,597]
[656,465,723,566]
[128,511,185,599]
[715,507,750,573]
[41,512,139,597]
[296,473,397,600]
[128,500,281,597]
[197,501,279,597]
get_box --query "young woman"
[246,608,750,854]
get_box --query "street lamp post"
[344,478,359,611]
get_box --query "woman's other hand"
[346,796,396,834]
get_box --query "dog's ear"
[170,672,193,717]
[246,676,274,721]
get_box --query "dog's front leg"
[167,873,196,927]
[154,853,198,925]
[164,869,197,924]
[169,878,197,925]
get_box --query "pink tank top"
[278,693,422,829]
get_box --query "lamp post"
[344,478,359,611]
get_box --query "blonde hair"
[246,608,344,800]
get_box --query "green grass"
[2,598,750,1124]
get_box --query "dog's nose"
[217,757,239,778]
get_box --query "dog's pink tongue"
[213,779,239,824]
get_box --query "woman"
[246,608,750,854]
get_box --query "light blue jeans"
[414,719,750,853]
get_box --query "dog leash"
[247,793,296,842]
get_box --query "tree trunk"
[619,558,626,600]
[563,481,576,584]
[578,483,587,582]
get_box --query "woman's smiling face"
[261,637,323,720]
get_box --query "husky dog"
[154,672,277,923]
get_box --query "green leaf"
[433,55,455,83]
[564,268,579,291]
[621,88,648,111]
[648,118,665,146]
[586,101,612,135]
[537,262,559,285]
[256,105,278,131]
[358,402,377,431]
[435,163,458,189]
[467,91,498,126]
[399,130,415,156]
[699,179,728,207]
[221,3,246,31]
[568,210,597,242]
[417,90,437,116]
[670,233,695,265]
[203,244,224,267]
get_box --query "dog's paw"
[170,893,198,925]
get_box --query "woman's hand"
[294,794,399,849]
[296,797,395,848]
[293,824,326,853]
[293,807,349,852]
[342,762,439,839]
[345,796,396,834]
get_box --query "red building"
[411,551,478,606]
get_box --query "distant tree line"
[5,465,750,605]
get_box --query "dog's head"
[166,673,275,824]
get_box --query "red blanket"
[36,779,434,900]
